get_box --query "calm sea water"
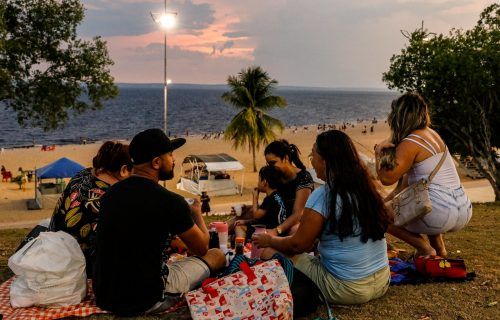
[0,85,398,148]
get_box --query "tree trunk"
[251,142,257,172]
[471,155,500,201]
[443,120,499,201]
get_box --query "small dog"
[377,147,398,171]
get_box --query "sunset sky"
[80,0,493,88]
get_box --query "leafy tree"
[0,0,118,131]
[222,66,287,172]
[383,3,500,201]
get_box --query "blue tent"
[36,157,85,179]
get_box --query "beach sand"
[0,122,495,229]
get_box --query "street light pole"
[163,0,168,135]
[151,1,177,135]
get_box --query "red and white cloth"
[0,277,187,320]
[186,259,293,320]
[0,277,107,320]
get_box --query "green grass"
[1,203,499,319]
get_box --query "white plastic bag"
[8,231,87,307]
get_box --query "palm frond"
[222,66,287,168]
[256,96,287,110]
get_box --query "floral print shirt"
[49,168,110,274]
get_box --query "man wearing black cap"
[93,128,226,316]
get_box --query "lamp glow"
[159,13,176,29]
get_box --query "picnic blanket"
[0,277,106,320]
[0,277,187,320]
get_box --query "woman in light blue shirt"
[254,130,392,304]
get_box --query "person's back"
[402,129,461,188]
[310,185,387,281]
[93,129,225,316]
[49,141,131,277]
[93,176,193,315]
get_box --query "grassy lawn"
[0,203,498,319]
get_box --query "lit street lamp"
[151,2,177,135]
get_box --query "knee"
[205,248,226,271]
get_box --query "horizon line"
[115,82,396,92]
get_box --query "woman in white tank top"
[375,93,472,257]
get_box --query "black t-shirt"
[257,191,287,229]
[93,176,194,316]
[279,169,314,216]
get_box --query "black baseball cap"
[129,128,186,165]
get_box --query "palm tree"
[222,66,287,172]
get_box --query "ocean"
[0,84,399,148]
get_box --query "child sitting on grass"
[234,166,287,239]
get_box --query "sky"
[79,0,493,88]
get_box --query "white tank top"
[403,134,461,188]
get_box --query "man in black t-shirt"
[234,166,287,238]
[93,129,226,316]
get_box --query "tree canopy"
[222,66,287,172]
[0,0,118,131]
[383,3,500,200]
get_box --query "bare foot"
[415,247,436,258]
[435,248,447,257]
[428,234,447,257]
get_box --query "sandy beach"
[0,122,495,229]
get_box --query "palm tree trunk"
[252,142,257,172]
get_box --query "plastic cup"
[251,225,267,259]
[232,204,243,216]
[210,222,229,247]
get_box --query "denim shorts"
[405,184,472,235]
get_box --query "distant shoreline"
[115,82,397,93]
[0,119,386,150]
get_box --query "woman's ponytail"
[288,144,306,170]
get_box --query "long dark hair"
[92,141,132,174]
[264,139,306,170]
[316,130,390,242]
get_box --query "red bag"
[415,256,467,279]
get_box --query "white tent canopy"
[177,153,244,196]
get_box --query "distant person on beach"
[253,130,391,305]
[200,191,210,215]
[15,167,28,191]
[49,141,132,277]
[234,166,287,239]
[264,139,314,236]
[1,165,11,182]
[375,93,472,257]
[93,129,225,316]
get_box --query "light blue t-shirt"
[305,185,388,281]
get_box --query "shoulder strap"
[407,134,438,154]
[403,138,437,155]
[428,146,448,182]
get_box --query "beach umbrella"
[36,157,85,179]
